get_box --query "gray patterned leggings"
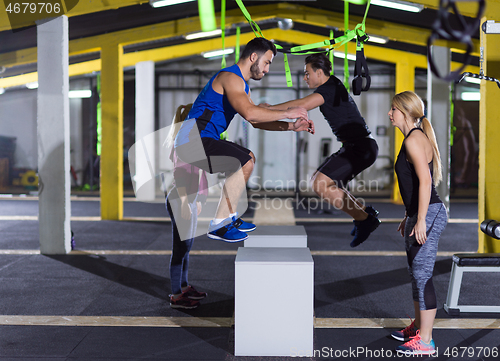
[405,203,448,310]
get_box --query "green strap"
[450,83,455,147]
[283,53,293,87]
[220,0,226,69]
[234,0,369,54]
[288,39,333,53]
[235,0,264,38]
[330,29,334,75]
[198,0,216,32]
[361,0,371,33]
[235,26,241,62]
[344,0,350,92]
[233,0,370,88]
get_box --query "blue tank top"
[187,64,249,139]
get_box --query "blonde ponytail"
[173,103,193,125]
[420,116,442,186]
[164,103,193,149]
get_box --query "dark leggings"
[166,194,195,295]
[405,203,448,310]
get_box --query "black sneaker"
[351,205,379,236]
[350,214,381,247]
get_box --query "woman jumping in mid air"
[262,53,379,247]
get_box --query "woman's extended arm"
[260,93,325,112]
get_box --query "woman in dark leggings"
[166,104,208,309]
[389,91,448,356]
[262,53,379,247]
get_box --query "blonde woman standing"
[389,91,448,356]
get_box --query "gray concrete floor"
[0,197,498,360]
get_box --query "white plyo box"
[235,247,314,357]
[244,225,307,247]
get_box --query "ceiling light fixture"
[370,0,423,13]
[461,92,480,101]
[203,48,235,58]
[149,0,195,9]
[367,35,389,44]
[185,29,222,40]
[69,90,92,98]
[464,77,481,85]
[332,51,356,61]
[26,82,38,89]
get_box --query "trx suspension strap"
[235,26,241,63]
[329,29,334,75]
[351,0,371,95]
[198,0,216,32]
[450,82,455,147]
[344,0,350,92]
[220,0,226,69]
[233,0,371,89]
[220,0,228,140]
[427,0,485,81]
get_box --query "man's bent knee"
[242,158,254,176]
[248,151,256,164]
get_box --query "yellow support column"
[478,9,500,252]
[392,56,415,204]
[100,43,124,220]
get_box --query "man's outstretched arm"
[221,72,308,123]
[252,118,315,134]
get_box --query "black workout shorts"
[317,137,378,187]
[176,137,253,175]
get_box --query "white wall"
[0,89,38,169]
[0,82,85,185]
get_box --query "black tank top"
[394,128,442,217]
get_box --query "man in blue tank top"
[175,38,313,242]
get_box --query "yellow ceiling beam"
[0,59,101,88]
[0,28,480,89]
[409,0,492,18]
[122,33,257,65]
[0,72,38,88]
[0,2,480,70]
[0,47,38,68]
[0,0,148,32]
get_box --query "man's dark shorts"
[317,137,378,187]
[176,137,253,175]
